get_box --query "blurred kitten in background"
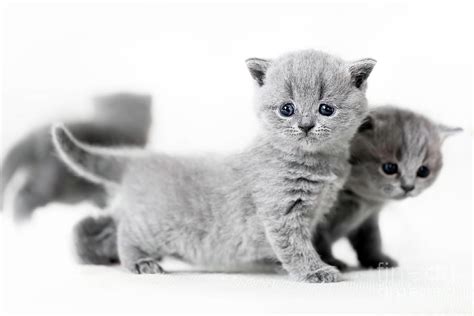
[0,92,153,222]
[312,106,462,271]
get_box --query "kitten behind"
[0,92,152,222]
[313,105,462,271]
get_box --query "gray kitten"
[52,50,376,282]
[0,92,152,222]
[312,106,462,271]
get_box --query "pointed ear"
[349,58,377,89]
[245,58,272,86]
[357,115,374,133]
[438,124,463,142]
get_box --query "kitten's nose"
[401,185,415,193]
[298,124,315,134]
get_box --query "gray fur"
[0,92,152,222]
[73,215,119,265]
[313,106,462,271]
[74,216,119,265]
[54,50,375,282]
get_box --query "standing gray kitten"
[0,92,152,222]
[313,106,462,271]
[53,50,376,282]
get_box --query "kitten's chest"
[256,151,348,205]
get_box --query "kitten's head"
[347,106,462,201]
[246,50,376,152]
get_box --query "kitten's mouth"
[299,135,316,142]
[299,137,318,146]
[404,192,416,198]
[392,192,413,200]
[392,195,407,200]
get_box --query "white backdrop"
[1,0,472,314]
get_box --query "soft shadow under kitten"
[53,50,376,282]
[0,92,152,222]
[312,106,462,271]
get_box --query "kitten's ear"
[437,124,463,142]
[358,115,374,133]
[246,58,272,86]
[349,58,377,89]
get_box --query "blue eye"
[279,103,295,117]
[417,165,430,178]
[382,162,398,175]
[319,104,334,116]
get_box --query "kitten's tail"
[51,124,129,186]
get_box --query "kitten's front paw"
[360,254,398,269]
[324,257,349,272]
[302,265,342,283]
[133,258,164,274]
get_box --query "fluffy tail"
[51,124,129,186]
[1,137,35,210]
[73,215,119,265]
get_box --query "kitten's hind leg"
[74,216,119,265]
[13,160,60,222]
[13,179,54,222]
[348,213,398,269]
[322,257,349,272]
[117,226,165,274]
[312,230,348,271]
